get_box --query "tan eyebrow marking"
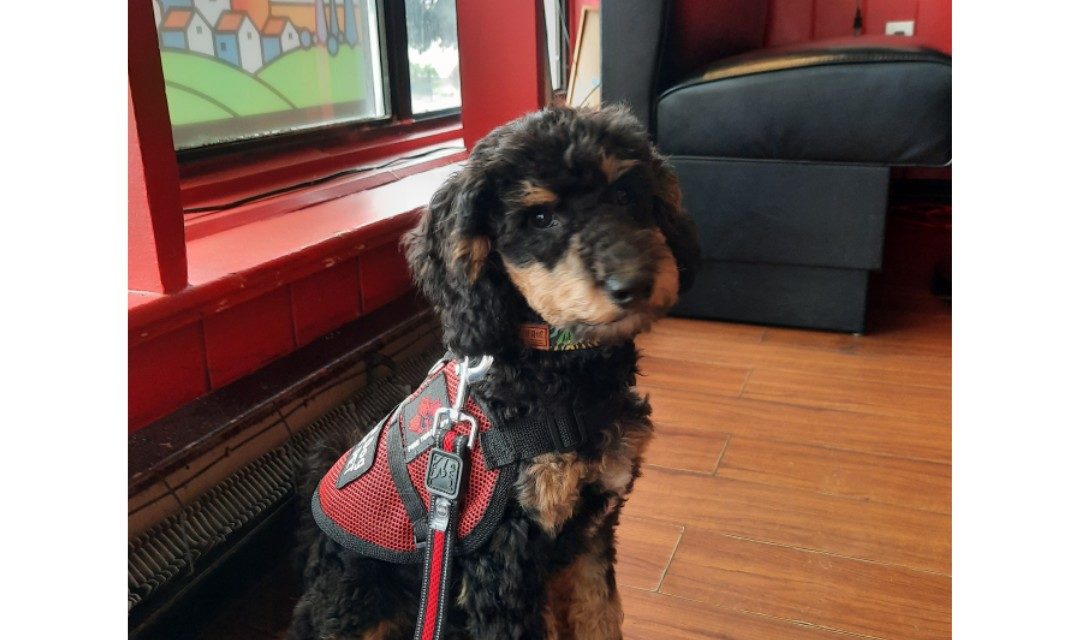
[517,181,558,207]
[600,154,639,183]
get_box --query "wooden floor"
[621,324,950,639]
[197,210,951,639]
[617,212,951,640]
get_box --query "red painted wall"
[128,230,416,430]
[456,0,545,148]
[766,0,952,53]
[129,92,183,294]
[129,0,540,431]
[571,1,951,57]
[128,0,187,294]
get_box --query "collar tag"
[519,323,599,352]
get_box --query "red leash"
[368,355,489,640]
[414,413,474,639]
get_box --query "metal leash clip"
[428,355,493,449]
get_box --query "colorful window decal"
[153,0,385,149]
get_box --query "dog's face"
[405,107,701,355]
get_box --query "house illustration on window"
[160,0,194,11]
[160,9,214,57]
[194,0,231,30]
[261,17,301,65]
[215,11,263,73]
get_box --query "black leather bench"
[603,1,952,332]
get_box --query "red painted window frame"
[128,0,546,431]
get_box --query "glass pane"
[405,0,461,114]
[154,0,386,150]
[542,0,566,91]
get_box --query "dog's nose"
[604,275,653,307]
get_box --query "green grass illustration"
[159,51,293,124]
[160,47,371,127]
[257,47,370,109]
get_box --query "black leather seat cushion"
[655,38,951,165]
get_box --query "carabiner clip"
[426,355,493,449]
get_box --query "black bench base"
[673,260,870,334]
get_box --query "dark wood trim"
[383,0,414,122]
[178,114,459,173]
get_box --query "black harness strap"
[414,433,469,640]
[387,416,430,547]
[479,399,615,469]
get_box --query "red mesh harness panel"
[312,359,510,563]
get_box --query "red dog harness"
[316,356,514,640]
[313,357,511,564]
[314,347,615,640]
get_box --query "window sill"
[128,148,464,431]
[179,120,464,212]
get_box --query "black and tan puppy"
[288,106,700,639]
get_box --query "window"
[405,0,461,114]
[153,0,461,151]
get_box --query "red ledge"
[180,122,464,210]
[130,155,464,344]
[184,149,465,240]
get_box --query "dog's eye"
[613,188,634,206]
[530,210,557,229]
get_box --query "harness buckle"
[544,397,594,453]
[426,448,465,501]
[423,356,493,450]
[428,496,452,532]
[429,407,479,450]
[568,400,594,449]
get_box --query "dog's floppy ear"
[403,164,519,357]
[441,167,494,283]
[652,158,702,293]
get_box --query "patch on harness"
[336,416,386,489]
[401,373,451,462]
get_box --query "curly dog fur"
[287,106,700,639]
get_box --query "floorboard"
[660,530,951,640]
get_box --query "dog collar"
[519,322,600,351]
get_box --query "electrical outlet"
[885,20,915,36]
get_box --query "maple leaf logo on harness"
[401,371,452,462]
[408,396,442,434]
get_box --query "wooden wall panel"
[129,323,208,431]
[291,260,362,346]
[204,289,296,388]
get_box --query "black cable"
[183,145,466,214]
